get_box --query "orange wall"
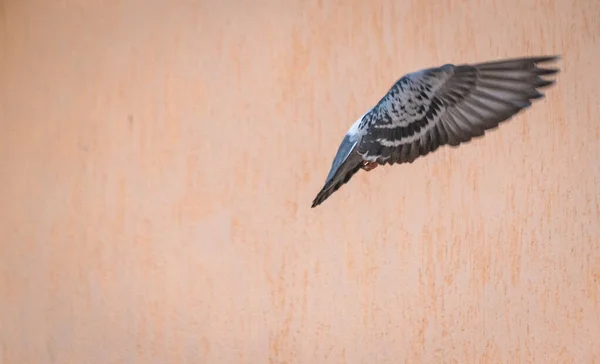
[1,0,599,363]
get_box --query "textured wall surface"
[1,0,599,363]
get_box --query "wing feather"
[356,55,560,165]
[311,134,364,208]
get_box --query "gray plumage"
[311,55,560,208]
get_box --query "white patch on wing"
[347,118,361,136]
[346,108,372,137]
[361,153,390,163]
[376,126,432,146]
[376,115,441,146]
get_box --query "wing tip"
[474,54,563,71]
[310,195,320,208]
[311,179,336,208]
[513,54,562,64]
[310,188,331,208]
[537,79,557,89]
[533,54,562,63]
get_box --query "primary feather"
[311,55,560,208]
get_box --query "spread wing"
[311,55,560,208]
[356,55,560,165]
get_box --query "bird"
[311,55,560,208]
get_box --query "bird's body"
[311,55,560,208]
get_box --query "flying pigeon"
[311,55,560,208]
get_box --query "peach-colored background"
[1,0,599,363]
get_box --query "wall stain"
[0,0,599,363]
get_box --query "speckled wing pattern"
[311,55,560,208]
